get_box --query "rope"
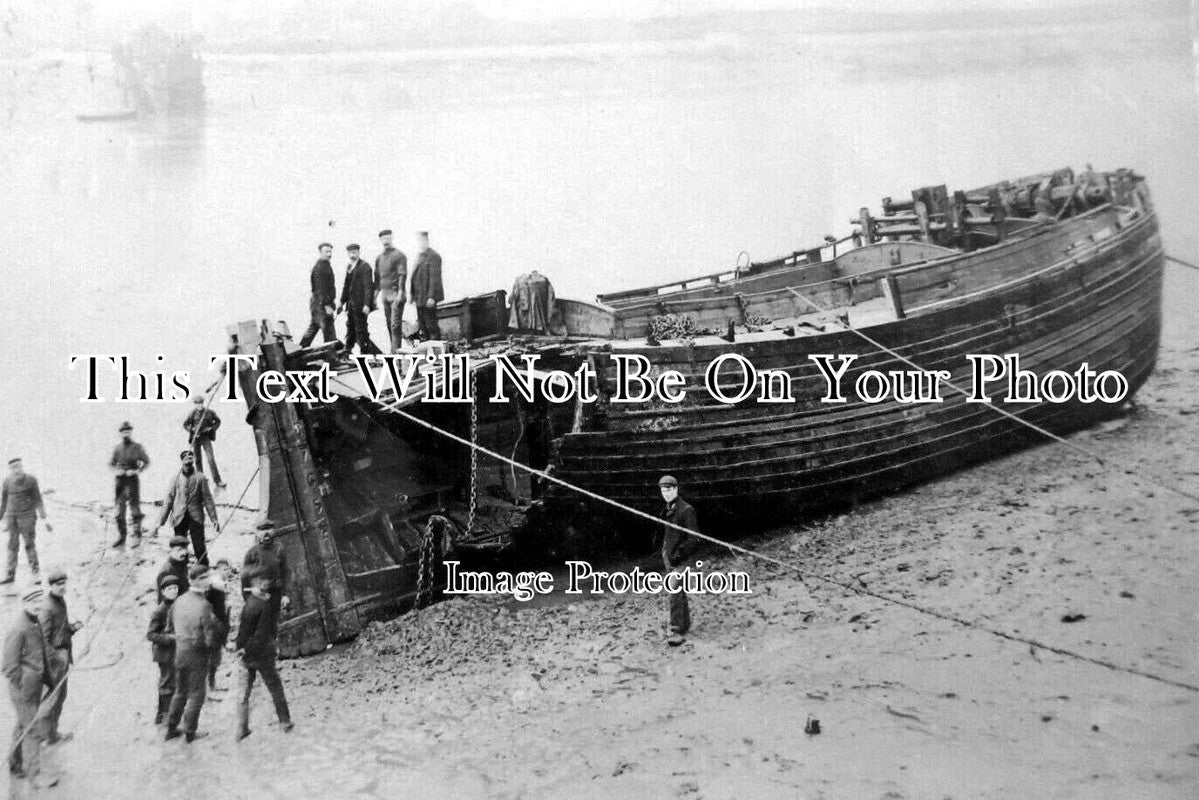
[783,287,1199,505]
[206,465,260,546]
[331,373,1199,695]
[1165,254,1199,272]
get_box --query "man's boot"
[165,726,182,741]
[111,518,126,548]
[154,696,169,725]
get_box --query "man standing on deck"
[410,231,444,341]
[183,395,224,489]
[658,475,700,647]
[1,457,52,584]
[39,568,82,745]
[165,565,218,743]
[374,229,408,352]
[3,588,54,786]
[299,242,337,348]
[109,422,150,548]
[338,243,381,355]
[155,450,219,567]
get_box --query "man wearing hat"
[155,450,219,567]
[658,475,700,647]
[410,231,443,341]
[156,536,191,603]
[299,242,338,348]
[183,395,224,489]
[108,422,150,547]
[1,457,52,584]
[337,243,381,355]
[165,565,218,742]
[241,527,289,618]
[374,229,408,353]
[235,570,293,739]
[3,587,51,781]
[148,573,181,724]
[39,569,82,744]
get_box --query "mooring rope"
[328,374,1199,695]
[1165,254,1199,272]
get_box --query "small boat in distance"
[75,109,138,123]
[227,165,1162,656]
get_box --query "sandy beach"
[1,282,1192,798]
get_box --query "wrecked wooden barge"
[230,166,1162,656]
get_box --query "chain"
[466,365,479,536]
[415,514,451,610]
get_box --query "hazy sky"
[82,0,1126,23]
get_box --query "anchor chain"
[466,365,479,537]
[416,514,451,609]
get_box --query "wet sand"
[1,297,1194,798]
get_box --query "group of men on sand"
[299,229,445,354]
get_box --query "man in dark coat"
[1,457,52,584]
[410,231,444,341]
[235,572,293,739]
[338,243,380,355]
[156,536,190,603]
[299,242,338,347]
[109,421,150,547]
[155,450,219,567]
[241,527,289,618]
[165,565,218,742]
[205,565,230,692]
[374,229,408,352]
[658,475,700,647]
[4,588,51,782]
[183,396,224,488]
[39,569,81,744]
[147,574,181,724]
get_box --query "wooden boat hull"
[550,205,1162,536]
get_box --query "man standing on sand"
[165,565,218,743]
[1,457,52,585]
[299,242,338,348]
[236,571,294,740]
[241,527,289,619]
[338,243,381,355]
[39,568,82,745]
[156,536,190,603]
[3,588,53,785]
[374,229,408,352]
[148,574,181,724]
[109,421,150,548]
[410,231,444,341]
[155,450,220,567]
[183,395,224,489]
[658,475,700,647]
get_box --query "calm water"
[1,17,1196,504]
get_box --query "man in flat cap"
[410,231,444,341]
[109,422,150,548]
[3,588,52,783]
[1,457,52,584]
[658,475,700,647]
[338,243,381,355]
[242,526,289,619]
[39,569,82,744]
[148,573,181,724]
[155,450,219,567]
[299,242,338,348]
[156,536,191,603]
[374,229,408,353]
[165,565,218,742]
[236,570,293,739]
[183,395,224,489]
